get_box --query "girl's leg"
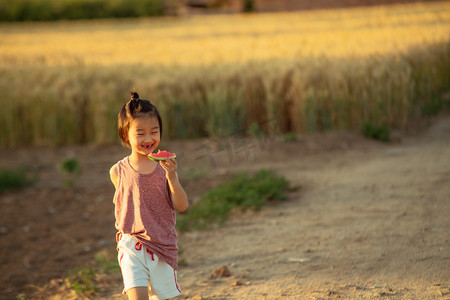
[126,286,149,300]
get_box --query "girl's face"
[127,114,161,157]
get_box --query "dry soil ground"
[0,114,449,299]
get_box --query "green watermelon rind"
[148,150,176,162]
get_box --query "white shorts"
[117,234,181,299]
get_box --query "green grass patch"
[0,0,166,22]
[283,132,298,143]
[421,94,450,116]
[94,251,120,274]
[363,122,390,142]
[66,266,98,297]
[58,158,81,187]
[177,169,293,232]
[64,250,120,297]
[0,168,35,193]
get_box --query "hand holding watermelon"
[149,150,178,180]
[149,150,187,211]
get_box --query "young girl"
[109,92,188,300]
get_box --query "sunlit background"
[0,0,449,147]
[1,1,450,299]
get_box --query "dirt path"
[164,117,449,299]
[1,116,449,299]
[93,116,450,299]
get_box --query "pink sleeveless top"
[113,157,178,270]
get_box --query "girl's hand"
[160,157,178,180]
[160,156,189,212]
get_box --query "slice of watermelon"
[148,150,176,162]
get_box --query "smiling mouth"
[142,144,154,150]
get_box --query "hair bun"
[130,91,139,100]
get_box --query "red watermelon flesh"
[148,150,176,161]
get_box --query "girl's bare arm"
[161,158,189,212]
[109,163,119,189]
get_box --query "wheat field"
[1,2,449,67]
[0,1,449,146]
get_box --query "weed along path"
[0,115,449,299]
